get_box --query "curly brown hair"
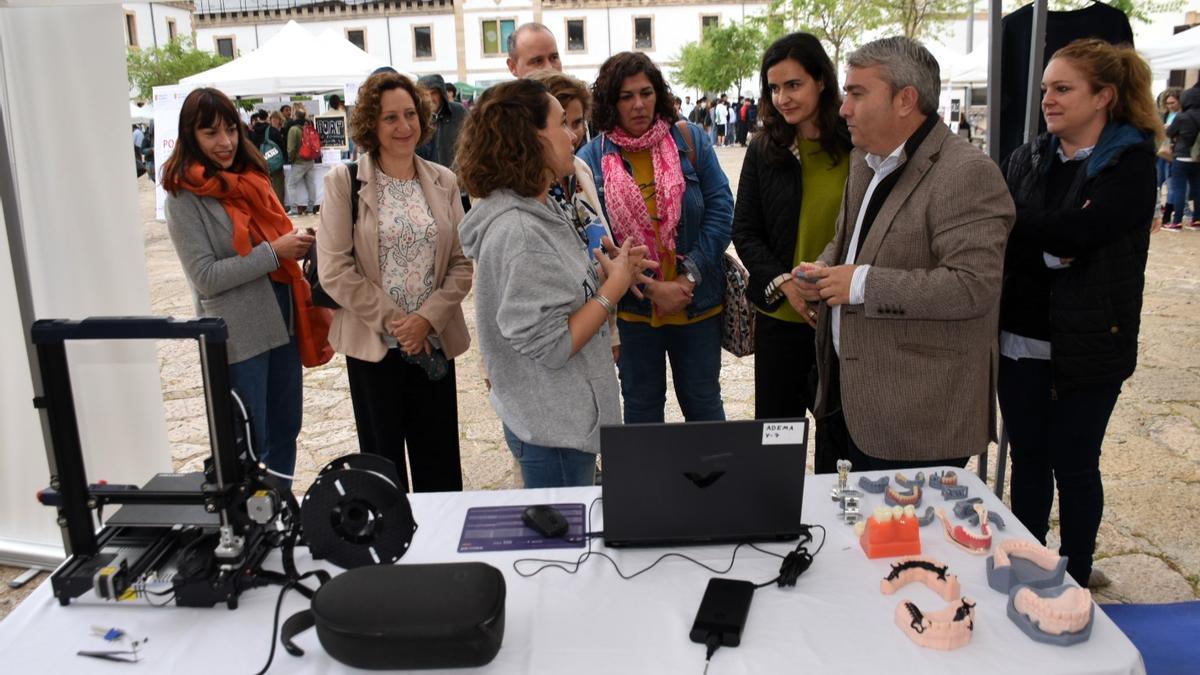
[350,72,433,156]
[526,69,592,118]
[590,51,677,133]
[456,80,554,199]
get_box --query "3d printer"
[32,317,288,608]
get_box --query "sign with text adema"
[152,84,195,220]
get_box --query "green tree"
[877,0,970,41]
[753,0,885,67]
[673,22,763,95]
[127,38,230,101]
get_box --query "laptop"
[600,418,808,548]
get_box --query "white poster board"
[152,84,192,221]
[0,1,172,567]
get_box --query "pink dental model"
[880,557,962,601]
[1012,586,1093,636]
[895,597,977,650]
[937,503,992,554]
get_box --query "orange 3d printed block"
[857,505,922,559]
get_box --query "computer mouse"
[522,505,569,539]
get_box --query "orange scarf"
[178,163,333,367]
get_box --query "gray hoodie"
[458,190,620,453]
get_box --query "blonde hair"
[1051,39,1163,144]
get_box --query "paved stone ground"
[2,146,1196,621]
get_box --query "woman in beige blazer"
[317,71,473,492]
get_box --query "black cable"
[253,581,295,675]
[514,498,765,580]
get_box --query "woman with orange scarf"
[163,87,330,480]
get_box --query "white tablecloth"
[282,161,335,207]
[0,470,1144,674]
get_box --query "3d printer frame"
[32,317,273,608]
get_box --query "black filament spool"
[302,468,416,569]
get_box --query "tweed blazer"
[814,122,1016,462]
[165,189,289,365]
[317,153,473,363]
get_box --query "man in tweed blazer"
[798,37,1015,471]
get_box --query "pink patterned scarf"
[600,117,684,265]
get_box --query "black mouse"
[522,505,569,538]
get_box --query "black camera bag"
[282,562,505,670]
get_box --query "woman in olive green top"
[731,32,851,472]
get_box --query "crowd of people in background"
[157,18,1193,590]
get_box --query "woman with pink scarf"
[578,52,735,423]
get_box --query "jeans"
[1165,159,1199,224]
[998,356,1122,586]
[616,316,725,424]
[503,425,596,489]
[228,282,302,480]
[286,161,317,209]
[1155,157,1171,206]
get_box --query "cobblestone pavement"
[2,146,1196,620]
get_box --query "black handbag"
[303,161,360,309]
[282,562,506,670]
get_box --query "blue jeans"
[228,282,302,479]
[503,425,596,488]
[1155,157,1171,206]
[616,316,725,424]
[1166,159,1199,224]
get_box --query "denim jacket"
[577,121,734,318]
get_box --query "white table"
[0,470,1144,674]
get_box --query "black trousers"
[753,314,837,471]
[998,356,1121,585]
[820,358,970,473]
[345,350,463,493]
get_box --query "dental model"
[895,471,926,489]
[1008,584,1094,645]
[917,506,936,527]
[858,475,890,494]
[941,485,969,500]
[966,508,1007,530]
[952,497,984,519]
[880,557,962,601]
[858,505,921,559]
[831,459,853,501]
[937,503,992,554]
[885,484,922,507]
[928,470,958,491]
[895,597,977,651]
[987,539,1069,592]
[995,539,1059,569]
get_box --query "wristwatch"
[682,269,698,285]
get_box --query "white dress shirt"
[833,143,904,356]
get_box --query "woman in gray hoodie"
[457,80,656,488]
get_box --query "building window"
[634,17,653,51]
[167,18,178,42]
[566,18,585,53]
[215,36,235,59]
[346,28,367,51]
[413,25,433,60]
[125,11,138,48]
[481,18,516,57]
[701,15,719,39]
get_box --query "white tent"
[946,49,989,85]
[1140,26,1200,74]
[130,101,153,123]
[180,20,389,96]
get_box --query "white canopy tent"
[1139,25,1200,74]
[130,101,153,123]
[180,20,390,96]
